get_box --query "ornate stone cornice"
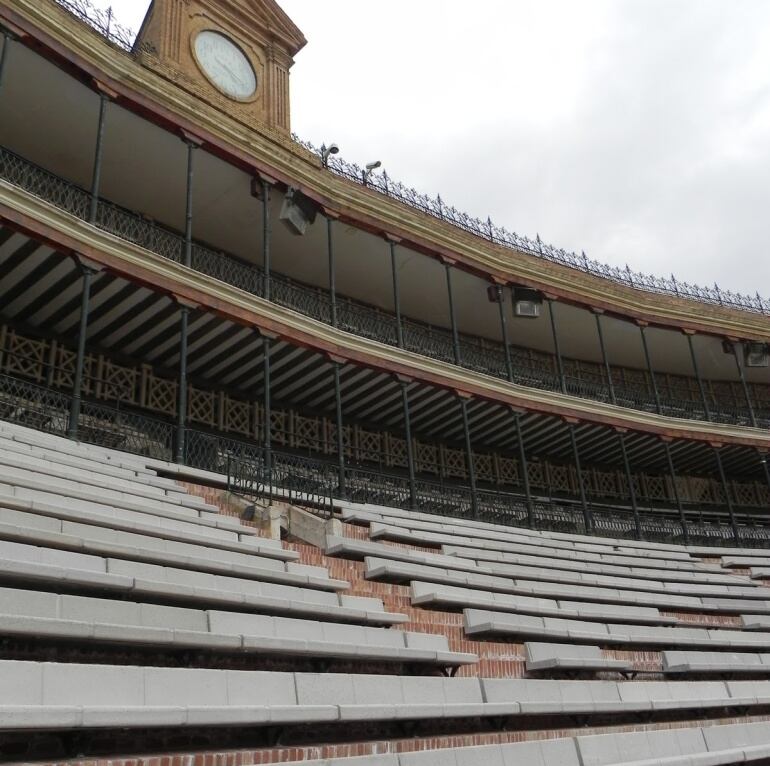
[3,0,770,342]
[2,178,768,450]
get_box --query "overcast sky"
[96,0,770,300]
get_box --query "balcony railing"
[1,145,767,431]
[0,370,766,546]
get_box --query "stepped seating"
[4,421,770,763]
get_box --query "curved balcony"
[1,145,768,431]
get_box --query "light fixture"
[362,160,381,186]
[279,187,318,236]
[320,143,339,168]
[512,287,542,318]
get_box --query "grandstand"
[1,0,770,763]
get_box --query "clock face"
[194,30,257,100]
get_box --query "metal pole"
[568,423,592,532]
[0,29,12,98]
[496,284,514,382]
[594,311,616,404]
[514,410,534,527]
[262,334,271,476]
[67,266,94,440]
[88,92,109,223]
[174,305,188,463]
[547,298,567,394]
[333,361,346,497]
[662,441,688,543]
[390,240,404,348]
[445,263,461,365]
[261,179,271,300]
[459,397,478,518]
[713,446,740,543]
[183,141,196,267]
[685,332,711,420]
[617,430,642,539]
[760,452,770,494]
[401,380,416,509]
[730,341,758,427]
[327,216,337,327]
[639,324,661,413]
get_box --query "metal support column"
[400,380,416,508]
[333,361,346,497]
[261,179,271,300]
[662,441,688,543]
[568,423,592,532]
[685,331,711,420]
[617,429,642,539]
[594,311,616,404]
[67,265,94,440]
[88,92,109,223]
[547,298,567,394]
[390,239,404,348]
[0,29,13,97]
[496,284,514,382]
[262,334,272,477]
[327,215,337,327]
[730,341,758,427]
[174,305,189,463]
[182,140,197,267]
[713,447,740,542]
[514,410,534,527]
[639,324,661,413]
[760,452,770,494]
[459,397,478,518]
[445,263,461,365]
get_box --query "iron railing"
[0,371,766,545]
[2,145,768,431]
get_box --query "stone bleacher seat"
[0,660,765,730]
[525,642,632,674]
[662,650,770,675]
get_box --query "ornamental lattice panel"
[442,446,467,479]
[95,356,138,404]
[3,330,48,382]
[474,453,494,482]
[386,434,408,469]
[188,386,217,427]
[54,345,94,395]
[497,455,519,485]
[415,442,439,475]
[142,369,177,416]
[221,394,251,436]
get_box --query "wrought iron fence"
[0,370,766,545]
[50,0,153,53]
[4,145,768,431]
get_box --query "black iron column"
[259,176,272,301]
[616,428,642,539]
[568,422,592,532]
[594,310,616,404]
[495,284,514,382]
[639,323,662,413]
[662,441,688,543]
[685,331,711,420]
[333,360,346,497]
[0,28,13,97]
[445,262,461,365]
[174,304,189,463]
[513,410,534,527]
[67,263,95,440]
[389,238,404,348]
[729,340,758,428]
[88,90,110,223]
[760,451,770,494]
[400,378,416,508]
[262,333,272,477]
[173,138,198,462]
[547,298,567,394]
[459,396,478,518]
[327,213,337,327]
[713,446,740,543]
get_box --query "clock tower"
[134,0,306,134]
